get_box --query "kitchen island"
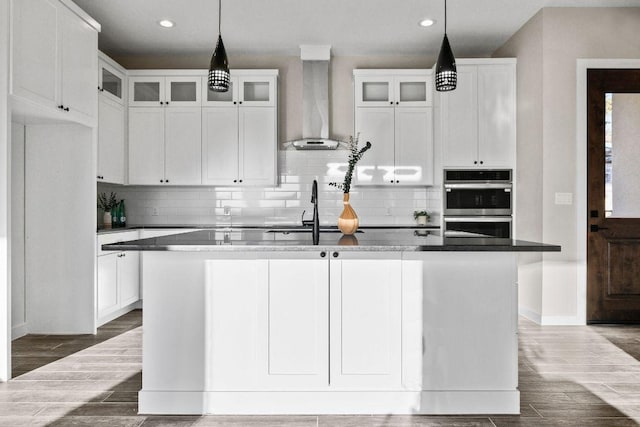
[104,228,560,415]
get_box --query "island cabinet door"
[329,258,403,389]
[260,259,329,388]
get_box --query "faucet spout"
[312,180,319,245]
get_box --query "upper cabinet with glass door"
[354,70,433,108]
[129,74,202,107]
[202,70,277,107]
[98,54,125,105]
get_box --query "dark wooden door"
[587,69,640,323]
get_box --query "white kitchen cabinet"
[96,231,140,326]
[97,54,126,184]
[129,75,201,107]
[354,72,432,108]
[206,258,328,390]
[11,0,99,125]
[354,70,433,186]
[329,258,403,389]
[129,107,202,185]
[203,254,408,391]
[202,73,277,107]
[440,60,516,168]
[202,72,278,187]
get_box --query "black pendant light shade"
[208,0,230,92]
[435,0,457,92]
[208,35,230,92]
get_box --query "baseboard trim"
[139,390,520,415]
[11,322,28,340]
[541,315,585,326]
[518,306,541,324]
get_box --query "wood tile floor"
[4,312,640,426]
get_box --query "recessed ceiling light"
[419,18,436,27]
[158,20,175,28]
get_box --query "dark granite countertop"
[102,228,561,253]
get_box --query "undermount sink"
[265,228,364,234]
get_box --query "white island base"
[138,251,519,415]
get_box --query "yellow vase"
[338,193,359,235]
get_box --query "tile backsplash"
[98,150,441,226]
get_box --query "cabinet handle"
[160,179,164,183]
[479,161,484,165]
[320,251,326,258]
[233,101,237,105]
[239,179,243,183]
[390,180,394,183]
[160,101,164,105]
[332,251,339,258]
[396,180,399,183]
[58,105,63,109]
[233,179,237,183]
[396,102,399,105]
[64,107,69,112]
[389,101,393,105]
[473,161,478,165]
[239,101,243,105]
[166,101,170,105]
[165,179,169,183]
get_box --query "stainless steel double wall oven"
[443,169,513,241]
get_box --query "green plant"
[97,192,118,212]
[329,134,372,194]
[413,210,430,220]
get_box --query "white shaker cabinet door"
[354,107,395,185]
[60,4,97,122]
[118,251,140,307]
[263,259,329,388]
[477,65,516,167]
[97,254,119,319]
[394,107,433,185]
[239,107,277,186]
[202,107,239,185]
[164,108,202,185]
[128,108,165,185]
[98,95,125,184]
[205,260,268,390]
[329,259,403,389]
[11,0,59,108]
[441,66,478,167]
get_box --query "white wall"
[10,124,25,339]
[25,124,96,334]
[99,149,441,227]
[495,7,640,324]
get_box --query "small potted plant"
[98,192,118,229]
[413,210,430,226]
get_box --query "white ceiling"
[74,0,640,57]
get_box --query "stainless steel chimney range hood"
[288,46,342,150]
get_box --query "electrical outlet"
[152,207,159,216]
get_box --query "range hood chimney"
[290,45,341,150]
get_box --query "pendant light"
[208,0,230,92]
[435,0,457,92]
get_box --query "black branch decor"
[329,134,372,194]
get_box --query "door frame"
[576,59,640,326]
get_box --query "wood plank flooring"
[4,312,640,426]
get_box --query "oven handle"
[444,216,513,223]
[444,183,512,190]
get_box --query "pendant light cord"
[218,0,222,35]
[444,0,447,34]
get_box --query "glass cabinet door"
[394,75,432,107]
[202,76,238,106]
[239,76,276,106]
[99,60,124,105]
[354,76,393,107]
[129,77,165,106]
[166,77,201,106]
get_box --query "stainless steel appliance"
[443,169,513,240]
[443,169,512,216]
